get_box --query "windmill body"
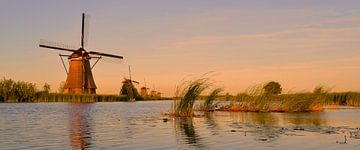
[63,48,97,94]
[39,13,123,94]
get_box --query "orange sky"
[1,1,360,96]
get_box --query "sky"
[0,0,360,96]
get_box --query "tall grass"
[221,95,323,112]
[34,93,128,103]
[173,76,211,117]
[198,88,223,111]
[322,92,360,106]
[220,85,324,112]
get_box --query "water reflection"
[1,102,359,149]
[227,112,333,142]
[283,112,327,127]
[68,103,93,150]
[174,118,205,149]
[204,112,220,135]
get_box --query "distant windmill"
[39,13,123,94]
[122,65,139,84]
[140,78,150,97]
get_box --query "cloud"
[168,26,360,48]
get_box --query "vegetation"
[322,92,360,106]
[34,93,127,102]
[0,78,37,102]
[172,76,211,117]
[313,85,331,94]
[263,81,282,95]
[58,81,65,93]
[43,83,51,93]
[219,85,323,112]
[0,77,129,103]
[197,88,223,111]
[219,85,360,112]
[140,96,172,101]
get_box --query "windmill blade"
[81,13,85,48]
[89,51,123,59]
[39,39,76,52]
[84,14,90,48]
[132,80,140,84]
[81,13,91,48]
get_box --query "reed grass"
[34,93,128,103]
[172,76,211,117]
[220,95,323,112]
[322,92,360,106]
[197,88,223,111]
[220,85,324,112]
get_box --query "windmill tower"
[39,13,123,94]
[140,78,149,97]
[122,66,139,84]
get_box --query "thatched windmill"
[39,13,123,94]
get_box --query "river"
[0,101,359,149]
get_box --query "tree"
[43,83,51,93]
[58,81,65,93]
[313,85,330,94]
[263,81,282,95]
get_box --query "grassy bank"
[203,92,360,112]
[219,94,323,112]
[33,93,128,103]
[322,92,360,106]
[140,96,173,101]
[3,92,172,103]
[0,77,173,103]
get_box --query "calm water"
[0,101,359,150]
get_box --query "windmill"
[39,13,123,94]
[122,65,139,84]
[140,78,150,97]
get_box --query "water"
[0,101,359,150]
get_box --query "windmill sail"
[39,13,124,94]
[39,39,76,52]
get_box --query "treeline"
[0,78,37,102]
[0,78,127,103]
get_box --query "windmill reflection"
[174,118,205,149]
[68,103,93,150]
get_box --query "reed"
[220,85,324,112]
[220,95,323,112]
[322,92,360,106]
[172,76,211,117]
[34,93,127,103]
[197,88,223,111]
